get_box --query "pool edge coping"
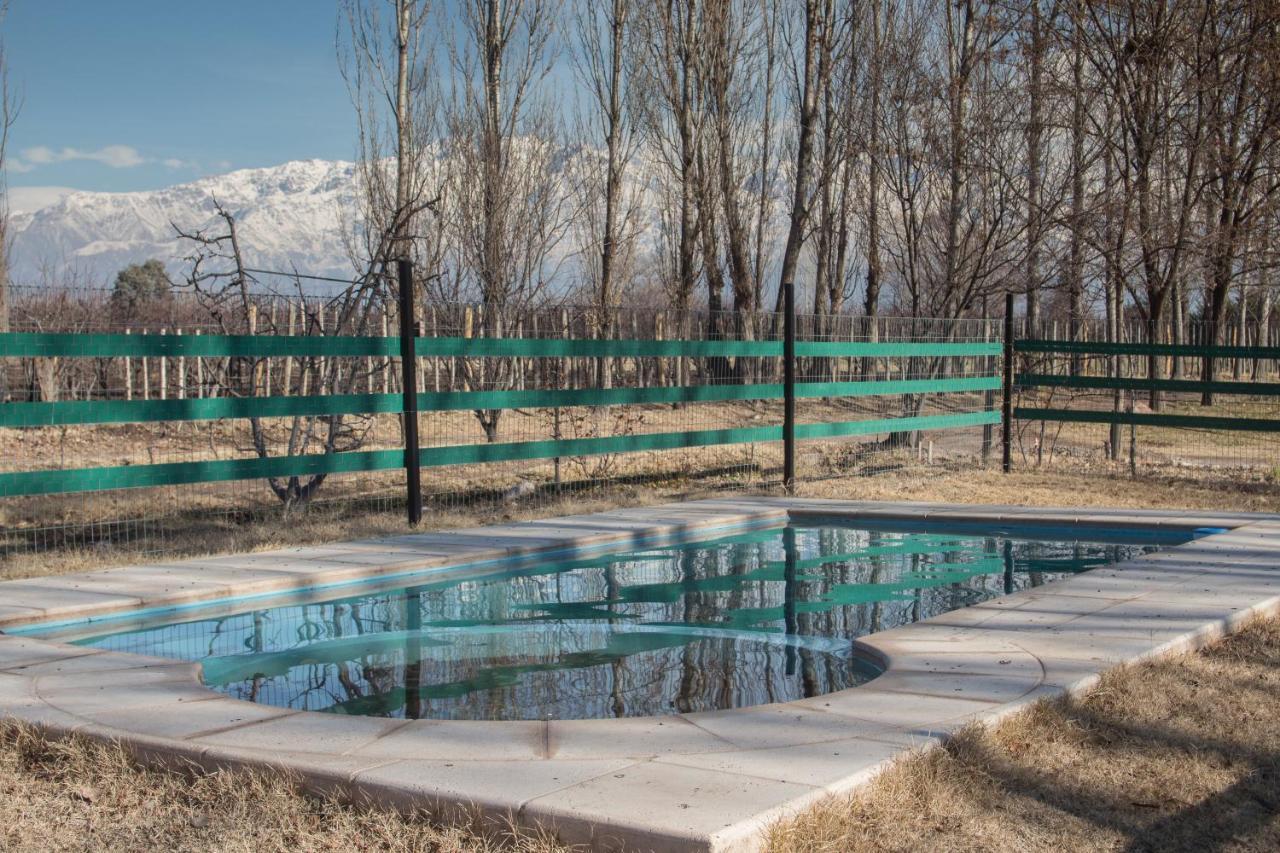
[2,497,1279,852]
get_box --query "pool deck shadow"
[2,497,1279,852]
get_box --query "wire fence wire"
[0,280,1000,563]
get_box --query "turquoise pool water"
[60,519,1190,720]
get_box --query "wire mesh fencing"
[0,279,1001,566]
[1013,317,1280,479]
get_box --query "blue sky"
[4,1,361,193]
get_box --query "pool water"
[63,520,1188,720]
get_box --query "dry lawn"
[5,461,1280,582]
[767,616,1280,853]
[802,463,1280,514]
[0,720,571,853]
[2,616,1277,852]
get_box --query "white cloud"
[17,144,149,169]
[7,157,34,173]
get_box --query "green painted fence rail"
[1013,339,1280,360]
[1016,373,1280,397]
[0,376,999,428]
[1015,407,1280,433]
[0,332,402,358]
[0,411,996,497]
[0,329,998,498]
[0,331,999,360]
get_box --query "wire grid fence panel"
[0,286,1000,561]
[1012,317,1280,477]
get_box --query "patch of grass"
[765,616,1280,853]
[5,462,1279,582]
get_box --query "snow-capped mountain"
[8,160,361,284]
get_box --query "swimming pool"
[47,519,1191,721]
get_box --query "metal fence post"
[783,280,796,494]
[1002,291,1014,474]
[398,258,423,526]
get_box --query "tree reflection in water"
[77,522,1170,720]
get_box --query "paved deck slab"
[0,497,1277,852]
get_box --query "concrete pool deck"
[1,497,1279,851]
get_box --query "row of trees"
[332,1,1280,354]
[2,2,1278,365]
[0,0,14,335]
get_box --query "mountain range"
[8,160,362,286]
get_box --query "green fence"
[0,332,1001,499]
[1008,338,1280,432]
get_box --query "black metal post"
[1002,291,1014,474]
[1002,539,1015,595]
[782,525,798,676]
[398,258,423,526]
[783,280,796,494]
[981,296,993,462]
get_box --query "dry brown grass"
[0,721,575,853]
[0,489,677,582]
[766,616,1280,853]
[6,460,1279,583]
[802,462,1280,514]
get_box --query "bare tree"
[636,0,705,317]
[338,0,443,275]
[1195,0,1280,403]
[176,204,388,507]
[0,0,17,337]
[773,0,836,313]
[445,0,568,441]
[1083,1,1208,410]
[567,0,642,346]
[863,0,886,325]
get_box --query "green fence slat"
[0,376,997,427]
[419,425,781,466]
[1015,407,1280,432]
[0,332,402,358]
[0,331,1002,360]
[1016,373,1280,396]
[793,410,1000,439]
[0,449,405,497]
[1013,339,1280,360]
[419,410,997,467]
[794,341,1001,358]
[0,393,405,427]
[414,337,783,357]
[0,408,994,497]
[417,376,998,413]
